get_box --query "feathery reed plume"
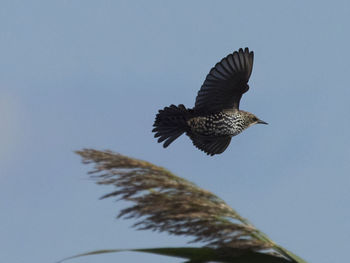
[74,149,306,263]
[77,148,269,250]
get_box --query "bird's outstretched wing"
[189,134,232,156]
[194,48,254,112]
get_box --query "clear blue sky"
[1,1,350,262]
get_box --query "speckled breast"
[187,112,245,136]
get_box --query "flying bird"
[152,48,267,156]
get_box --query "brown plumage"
[153,48,267,156]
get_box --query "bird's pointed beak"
[257,119,268,125]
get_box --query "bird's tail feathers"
[152,104,189,148]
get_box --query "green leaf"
[57,246,294,263]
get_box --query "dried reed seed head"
[76,149,274,251]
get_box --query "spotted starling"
[152,48,267,156]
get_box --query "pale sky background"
[1,1,350,263]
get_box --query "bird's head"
[242,111,268,127]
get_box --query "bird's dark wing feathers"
[189,134,232,156]
[194,48,254,112]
